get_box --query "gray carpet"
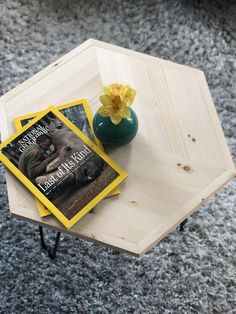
[0,0,236,313]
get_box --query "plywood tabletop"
[0,39,235,256]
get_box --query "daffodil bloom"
[98,84,136,125]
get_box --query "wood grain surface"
[0,39,235,255]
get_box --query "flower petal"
[121,86,136,107]
[99,95,114,107]
[104,84,123,97]
[120,107,131,119]
[98,106,112,117]
[110,115,122,125]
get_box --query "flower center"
[112,96,122,113]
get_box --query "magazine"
[14,99,120,217]
[0,106,127,229]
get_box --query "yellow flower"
[98,84,136,125]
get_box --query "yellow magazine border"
[1,106,127,229]
[14,99,104,151]
[14,99,120,217]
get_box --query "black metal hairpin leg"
[179,218,188,232]
[39,226,61,259]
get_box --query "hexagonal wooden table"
[0,39,235,256]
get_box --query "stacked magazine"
[0,100,127,229]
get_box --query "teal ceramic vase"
[92,108,138,146]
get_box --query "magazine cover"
[1,106,127,229]
[14,99,120,217]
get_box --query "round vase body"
[92,108,138,146]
